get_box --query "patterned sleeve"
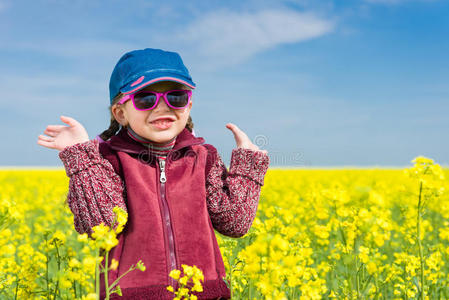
[205,146,270,238]
[58,139,127,236]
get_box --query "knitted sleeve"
[58,139,127,236]
[205,145,270,238]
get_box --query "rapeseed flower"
[2,162,449,299]
[167,264,204,299]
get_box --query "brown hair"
[99,93,194,141]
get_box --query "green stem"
[249,281,252,299]
[72,280,77,299]
[229,262,232,299]
[109,265,137,291]
[403,263,408,300]
[360,274,373,296]
[417,181,425,300]
[14,277,19,300]
[45,236,50,298]
[355,251,360,298]
[104,250,110,299]
[95,248,100,300]
[53,241,61,300]
[374,275,379,300]
[338,224,347,248]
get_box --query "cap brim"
[121,74,196,95]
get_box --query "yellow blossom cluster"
[167,264,204,300]
[1,155,449,299]
[0,170,96,299]
[215,156,449,298]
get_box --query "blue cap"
[109,48,196,104]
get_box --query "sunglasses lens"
[167,90,190,108]
[133,92,157,110]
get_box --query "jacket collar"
[107,127,205,155]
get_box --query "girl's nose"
[155,96,171,110]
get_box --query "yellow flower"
[77,233,88,242]
[366,261,378,275]
[270,234,289,251]
[192,281,203,292]
[1,244,15,256]
[313,225,330,239]
[179,276,188,286]
[82,293,98,300]
[110,259,119,271]
[113,206,128,234]
[91,223,119,251]
[182,264,194,277]
[178,287,189,297]
[69,258,80,269]
[82,257,97,273]
[91,223,109,240]
[358,246,369,264]
[169,269,181,280]
[50,230,66,245]
[136,260,146,272]
[102,230,119,251]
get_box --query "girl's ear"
[111,104,129,127]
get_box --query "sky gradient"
[1,0,448,167]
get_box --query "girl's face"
[112,81,193,144]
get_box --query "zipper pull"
[159,159,167,183]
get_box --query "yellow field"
[1,157,448,299]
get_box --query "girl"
[37,48,270,300]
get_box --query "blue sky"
[0,0,448,167]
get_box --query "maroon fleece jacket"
[59,127,270,300]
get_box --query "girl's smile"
[112,81,193,144]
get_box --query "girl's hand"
[226,123,268,155]
[37,116,90,151]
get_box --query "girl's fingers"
[37,139,56,149]
[228,123,247,138]
[38,135,54,142]
[43,129,58,137]
[226,123,241,137]
[226,123,238,132]
[226,123,267,153]
[46,125,66,131]
[226,123,249,145]
[60,115,80,128]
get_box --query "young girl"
[37,48,270,300]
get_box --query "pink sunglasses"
[119,89,192,111]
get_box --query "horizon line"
[1,165,448,170]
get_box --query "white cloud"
[165,9,335,69]
[2,39,137,60]
[0,8,334,71]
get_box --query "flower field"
[1,157,448,299]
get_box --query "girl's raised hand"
[37,116,90,151]
[226,123,268,155]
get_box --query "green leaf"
[111,285,122,296]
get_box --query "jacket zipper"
[158,158,178,292]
